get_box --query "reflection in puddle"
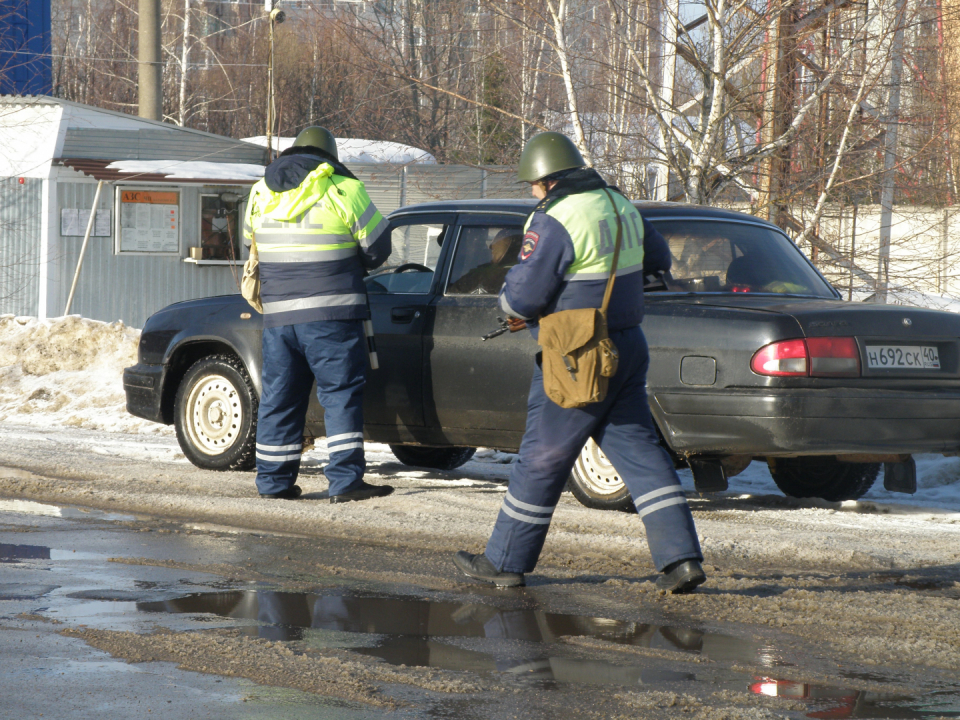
[0,543,51,563]
[0,542,108,565]
[139,590,960,717]
[139,589,758,661]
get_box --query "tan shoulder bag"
[536,188,623,409]
[240,238,263,313]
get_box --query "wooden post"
[64,180,104,316]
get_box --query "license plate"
[865,345,940,370]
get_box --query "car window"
[653,219,835,297]
[446,225,524,295]
[366,221,447,295]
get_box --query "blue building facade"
[0,0,51,95]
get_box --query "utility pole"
[876,0,906,303]
[138,0,162,120]
[264,0,285,162]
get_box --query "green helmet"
[292,126,338,160]
[517,132,586,183]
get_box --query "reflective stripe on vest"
[260,293,366,314]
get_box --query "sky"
[2,313,960,515]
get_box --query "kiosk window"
[199,194,242,261]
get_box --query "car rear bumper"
[653,387,960,455]
[123,363,167,423]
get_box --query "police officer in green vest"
[243,126,393,502]
[453,132,706,591]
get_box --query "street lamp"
[265,0,286,162]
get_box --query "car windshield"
[651,219,836,298]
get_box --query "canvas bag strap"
[600,188,624,317]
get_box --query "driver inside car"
[448,229,523,295]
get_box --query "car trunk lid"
[660,295,960,379]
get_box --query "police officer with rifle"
[454,132,706,592]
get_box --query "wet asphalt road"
[0,502,375,719]
[3,498,960,719]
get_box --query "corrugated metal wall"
[52,182,245,327]
[0,178,42,317]
[2,163,528,328]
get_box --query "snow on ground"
[2,313,960,511]
[0,315,170,435]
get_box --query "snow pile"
[243,136,437,165]
[0,315,171,435]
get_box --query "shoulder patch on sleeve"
[520,231,540,260]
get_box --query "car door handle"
[391,308,420,323]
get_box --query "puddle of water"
[136,589,960,717]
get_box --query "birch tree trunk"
[544,0,593,165]
[178,0,191,127]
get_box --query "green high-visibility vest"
[525,188,645,281]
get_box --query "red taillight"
[751,339,807,376]
[751,337,861,378]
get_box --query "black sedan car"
[124,200,960,510]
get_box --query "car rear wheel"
[768,457,880,502]
[568,439,635,512]
[389,445,476,470]
[174,354,257,471]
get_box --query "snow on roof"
[243,136,437,165]
[105,160,265,181]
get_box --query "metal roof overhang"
[57,158,258,185]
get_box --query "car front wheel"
[768,456,880,502]
[568,438,634,512]
[389,445,476,470]
[174,354,258,471]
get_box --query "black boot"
[453,551,524,588]
[656,559,706,594]
[329,482,394,504]
[259,485,302,500]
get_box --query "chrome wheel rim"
[186,374,242,455]
[573,438,626,497]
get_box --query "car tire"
[389,445,476,470]
[768,457,880,502]
[568,438,635,512]
[174,354,258,471]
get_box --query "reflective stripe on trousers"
[483,327,703,574]
[255,319,367,496]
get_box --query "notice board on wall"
[117,188,180,253]
[60,208,112,237]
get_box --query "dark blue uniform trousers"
[485,326,703,574]
[255,319,367,497]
